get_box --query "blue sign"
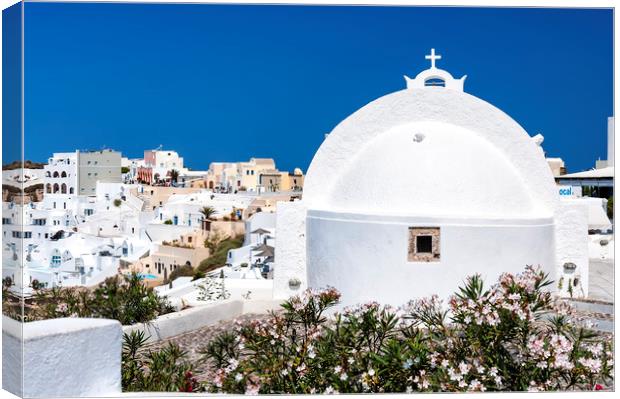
[558,185,582,197]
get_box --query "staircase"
[137,194,152,211]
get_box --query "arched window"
[61,183,67,194]
[69,187,74,194]
[45,171,51,178]
[46,184,52,193]
[53,171,60,178]
[53,183,59,193]
[424,77,446,87]
[61,171,67,178]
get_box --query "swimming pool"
[137,273,157,280]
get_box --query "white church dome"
[303,53,558,219]
[274,49,589,309]
[325,117,542,218]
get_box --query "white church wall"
[2,316,122,398]
[273,201,307,299]
[554,200,589,298]
[306,210,556,308]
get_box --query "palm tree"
[200,206,217,221]
[200,206,217,231]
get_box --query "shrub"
[113,198,123,207]
[9,273,174,325]
[198,235,244,273]
[164,219,173,225]
[162,240,193,249]
[204,230,225,253]
[193,270,206,281]
[30,279,45,290]
[121,166,130,174]
[2,277,12,289]
[200,267,613,394]
[122,330,199,392]
[164,264,195,285]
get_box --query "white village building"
[2,180,152,291]
[226,211,276,275]
[274,49,589,307]
[154,191,256,227]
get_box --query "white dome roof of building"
[303,50,559,219]
[325,120,541,218]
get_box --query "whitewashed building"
[136,148,189,184]
[226,212,276,275]
[155,191,255,226]
[274,49,589,306]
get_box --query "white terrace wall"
[2,316,122,398]
[554,200,590,298]
[123,298,279,344]
[123,300,243,344]
[2,299,280,397]
[273,201,308,300]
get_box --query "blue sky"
[7,3,614,173]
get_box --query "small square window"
[416,235,432,253]
[408,227,440,262]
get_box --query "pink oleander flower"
[56,303,68,313]
[468,379,484,391]
[458,361,471,375]
[324,386,338,394]
[580,357,603,374]
[245,382,260,395]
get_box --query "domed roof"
[303,62,558,219]
[326,120,545,218]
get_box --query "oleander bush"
[200,267,613,394]
[2,272,174,325]
[122,330,199,392]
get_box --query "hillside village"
[2,149,304,307]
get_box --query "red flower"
[594,384,604,391]
[179,371,198,392]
